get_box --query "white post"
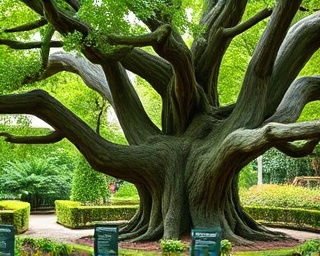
[257,155,263,185]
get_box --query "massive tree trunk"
[1,0,320,244]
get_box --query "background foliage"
[70,156,111,205]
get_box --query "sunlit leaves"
[77,0,131,35]
[0,50,41,93]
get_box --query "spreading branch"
[102,62,162,144]
[0,39,62,49]
[106,24,171,48]
[121,49,172,97]
[39,52,114,105]
[265,12,320,117]
[248,0,302,78]
[275,139,320,158]
[42,0,90,36]
[224,8,272,37]
[265,76,320,124]
[220,121,320,164]
[230,0,303,128]
[192,1,247,106]
[0,131,64,144]
[4,18,47,33]
[0,90,161,180]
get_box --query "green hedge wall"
[55,200,138,228]
[0,200,30,233]
[244,206,320,230]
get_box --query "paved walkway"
[19,214,320,244]
[20,214,94,244]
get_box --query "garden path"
[20,213,94,244]
[19,214,320,250]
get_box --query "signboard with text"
[0,224,15,256]
[94,225,118,256]
[190,227,221,256]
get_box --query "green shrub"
[239,164,257,189]
[299,239,320,256]
[71,157,111,205]
[244,206,320,229]
[55,200,138,228]
[0,200,30,233]
[240,184,320,211]
[16,237,73,256]
[112,182,139,203]
[221,239,232,256]
[160,239,187,255]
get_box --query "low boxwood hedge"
[0,200,30,233]
[55,200,138,228]
[244,206,320,230]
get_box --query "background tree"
[0,0,320,244]
[253,148,317,184]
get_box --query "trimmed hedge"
[55,200,138,228]
[0,200,30,233]
[244,206,320,230]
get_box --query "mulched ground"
[76,235,303,254]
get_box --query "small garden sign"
[94,225,118,256]
[0,224,15,256]
[190,227,222,256]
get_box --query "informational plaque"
[190,227,221,256]
[94,225,118,256]
[0,224,15,256]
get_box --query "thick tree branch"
[0,39,62,49]
[265,12,320,117]
[39,52,114,105]
[0,131,64,144]
[42,0,90,36]
[0,90,162,180]
[230,0,302,128]
[192,1,247,106]
[102,63,162,144]
[107,25,171,48]
[4,18,47,33]
[121,49,172,97]
[248,0,302,78]
[265,76,320,124]
[220,121,320,164]
[153,30,201,134]
[275,139,319,158]
[223,8,272,37]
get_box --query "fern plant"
[0,158,72,209]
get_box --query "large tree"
[0,0,320,244]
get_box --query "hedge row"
[55,200,138,228]
[244,206,320,230]
[0,200,30,233]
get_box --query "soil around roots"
[76,234,304,253]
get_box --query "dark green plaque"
[94,225,118,256]
[0,224,15,256]
[190,227,221,256]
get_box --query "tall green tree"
[0,0,320,244]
